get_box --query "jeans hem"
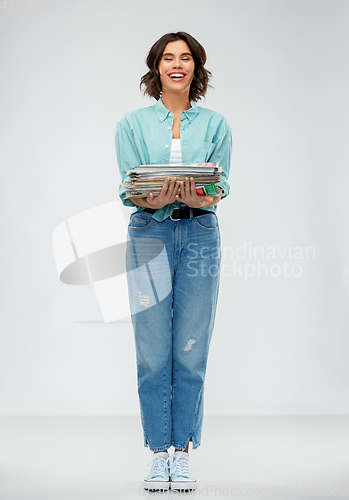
[143,430,172,451]
[172,434,201,451]
[145,443,172,451]
[191,440,201,450]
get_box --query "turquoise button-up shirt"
[115,97,232,222]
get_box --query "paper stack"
[122,162,223,199]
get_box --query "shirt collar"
[154,96,199,122]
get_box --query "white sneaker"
[143,452,170,491]
[169,451,197,491]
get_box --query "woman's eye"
[164,58,191,61]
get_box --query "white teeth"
[170,73,185,78]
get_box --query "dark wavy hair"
[140,32,213,102]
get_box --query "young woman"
[115,32,232,492]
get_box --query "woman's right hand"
[146,177,180,209]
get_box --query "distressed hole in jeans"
[184,339,196,351]
[139,293,149,306]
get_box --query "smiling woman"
[115,31,232,493]
[140,32,212,102]
[158,41,195,101]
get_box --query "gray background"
[1,0,348,415]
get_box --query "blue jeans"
[125,208,221,451]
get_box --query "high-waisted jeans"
[125,208,221,451]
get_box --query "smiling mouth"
[168,73,186,82]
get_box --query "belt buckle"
[170,209,181,221]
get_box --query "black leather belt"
[143,206,208,221]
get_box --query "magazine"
[123,162,222,199]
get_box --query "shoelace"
[169,452,189,477]
[146,455,171,478]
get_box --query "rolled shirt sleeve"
[115,119,142,208]
[208,118,232,200]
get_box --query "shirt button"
[169,112,172,116]
[165,145,169,148]
[161,117,164,121]
[168,126,171,130]
[189,117,191,120]
[182,128,185,131]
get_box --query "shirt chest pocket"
[202,141,215,162]
[190,141,215,163]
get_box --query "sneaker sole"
[143,480,170,491]
[171,480,197,491]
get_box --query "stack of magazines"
[122,162,223,199]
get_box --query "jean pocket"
[128,213,154,230]
[194,212,219,231]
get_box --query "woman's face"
[158,40,195,97]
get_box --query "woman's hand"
[176,177,221,208]
[146,177,180,209]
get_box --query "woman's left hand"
[176,177,221,208]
